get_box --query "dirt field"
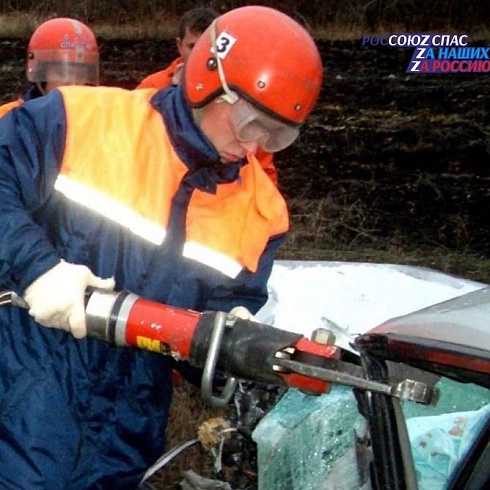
[2,36,489,254]
[1,35,490,488]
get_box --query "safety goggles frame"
[209,19,300,153]
[229,98,300,153]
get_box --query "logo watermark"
[362,34,490,73]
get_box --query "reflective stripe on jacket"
[57,85,287,277]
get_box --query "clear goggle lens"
[27,50,99,86]
[229,98,300,153]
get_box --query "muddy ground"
[2,37,490,254]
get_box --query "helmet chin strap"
[210,18,239,105]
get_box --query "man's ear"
[176,37,183,56]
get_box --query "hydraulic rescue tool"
[1,288,437,407]
[2,288,338,404]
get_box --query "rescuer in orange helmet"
[183,7,321,155]
[136,6,280,186]
[0,17,99,118]
[0,6,322,488]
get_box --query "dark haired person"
[137,7,219,88]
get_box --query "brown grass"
[1,1,489,41]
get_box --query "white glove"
[24,261,115,339]
[229,306,258,323]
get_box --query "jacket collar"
[151,84,246,193]
[23,84,43,102]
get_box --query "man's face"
[199,97,300,162]
[176,28,202,62]
[198,99,262,164]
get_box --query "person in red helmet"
[0,6,322,489]
[0,17,98,118]
[136,7,279,186]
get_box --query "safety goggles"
[229,98,300,153]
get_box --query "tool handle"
[9,292,29,309]
[8,287,97,310]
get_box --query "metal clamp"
[275,358,438,405]
[200,311,238,407]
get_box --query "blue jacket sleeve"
[0,90,67,293]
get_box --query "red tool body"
[84,290,340,395]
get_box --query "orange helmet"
[184,6,323,126]
[27,18,99,86]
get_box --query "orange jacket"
[136,57,184,89]
[57,86,287,276]
[0,98,22,119]
[254,148,278,187]
[136,58,279,186]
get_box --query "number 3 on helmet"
[184,6,323,127]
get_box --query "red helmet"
[184,6,323,126]
[27,18,99,86]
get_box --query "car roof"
[355,287,490,384]
[365,286,490,350]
